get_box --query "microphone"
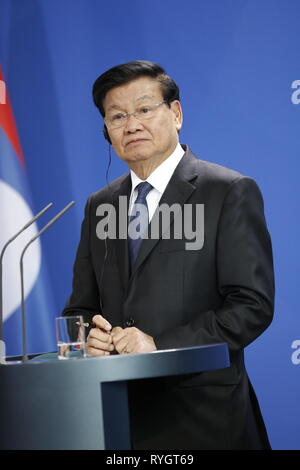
[20,201,75,363]
[0,203,53,345]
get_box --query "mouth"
[126,139,148,147]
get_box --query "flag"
[0,65,56,357]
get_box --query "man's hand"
[111,326,157,354]
[86,314,115,356]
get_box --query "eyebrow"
[106,94,156,113]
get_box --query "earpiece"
[103,125,112,144]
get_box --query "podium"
[0,344,229,450]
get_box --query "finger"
[113,337,129,354]
[92,314,112,331]
[88,327,112,343]
[87,336,115,352]
[86,345,111,357]
[111,326,123,335]
[111,327,126,344]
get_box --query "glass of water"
[56,316,86,360]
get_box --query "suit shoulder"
[195,158,264,209]
[184,148,262,199]
[194,155,245,184]
[183,146,241,181]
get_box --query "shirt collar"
[130,142,185,195]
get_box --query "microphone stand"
[0,203,53,347]
[20,201,75,363]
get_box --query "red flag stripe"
[0,65,25,167]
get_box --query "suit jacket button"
[125,317,135,327]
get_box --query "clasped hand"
[86,314,157,356]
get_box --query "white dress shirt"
[129,142,185,221]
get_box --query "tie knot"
[135,181,153,202]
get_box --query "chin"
[124,152,150,162]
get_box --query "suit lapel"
[129,147,199,279]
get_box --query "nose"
[124,113,144,134]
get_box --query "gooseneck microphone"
[20,201,75,363]
[0,202,53,342]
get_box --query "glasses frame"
[104,100,167,130]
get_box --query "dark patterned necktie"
[128,181,153,268]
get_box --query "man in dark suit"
[63,61,275,449]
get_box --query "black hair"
[92,60,180,117]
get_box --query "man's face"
[102,77,183,168]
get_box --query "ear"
[171,100,183,131]
[103,125,112,144]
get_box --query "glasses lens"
[106,115,125,129]
[105,101,165,129]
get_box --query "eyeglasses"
[104,100,167,129]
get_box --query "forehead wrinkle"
[135,94,156,102]
[105,93,158,114]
